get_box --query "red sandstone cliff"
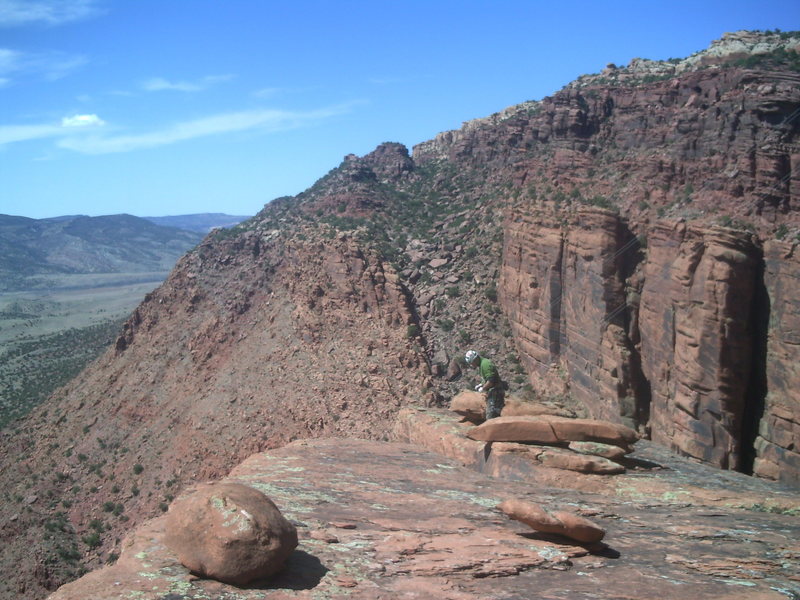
[420,31,800,482]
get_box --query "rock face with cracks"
[164,482,297,585]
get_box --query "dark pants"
[486,387,505,419]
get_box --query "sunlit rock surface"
[51,411,799,599]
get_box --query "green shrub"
[437,318,454,332]
[89,519,105,532]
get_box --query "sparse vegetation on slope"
[0,318,125,429]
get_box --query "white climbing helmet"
[465,350,479,364]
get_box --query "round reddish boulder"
[165,482,298,585]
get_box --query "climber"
[465,350,505,419]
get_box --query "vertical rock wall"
[501,207,639,425]
[501,214,800,482]
[501,209,567,399]
[756,241,800,483]
[638,222,759,470]
[561,210,640,426]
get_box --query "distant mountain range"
[0,212,247,291]
[142,213,251,233]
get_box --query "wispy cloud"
[0,123,63,145]
[57,105,352,154]
[142,74,234,93]
[369,76,413,85]
[0,46,87,84]
[253,87,281,99]
[252,85,322,99]
[0,47,21,72]
[61,113,104,127]
[0,112,104,145]
[1,102,355,154]
[0,0,102,27]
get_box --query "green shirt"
[479,357,500,388]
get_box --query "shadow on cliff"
[244,550,328,591]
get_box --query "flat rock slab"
[467,415,638,446]
[498,499,606,543]
[50,436,800,600]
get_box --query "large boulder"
[498,498,605,544]
[450,391,575,424]
[164,482,298,585]
[467,416,638,447]
[449,391,486,422]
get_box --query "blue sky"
[1,0,798,220]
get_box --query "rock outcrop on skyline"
[0,30,799,600]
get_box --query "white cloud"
[58,104,352,154]
[0,112,103,145]
[1,102,354,154]
[0,0,102,27]
[142,74,234,93]
[143,77,201,93]
[61,113,104,127]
